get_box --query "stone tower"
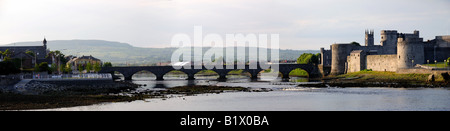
[365,30,374,46]
[330,43,356,75]
[380,30,398,54]
[397,35,424,69]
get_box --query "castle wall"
[320,48,332,66]
[366,54,397,72]
[424,47,450,63]
[435,36,450,47]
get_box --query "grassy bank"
[423,62,449,68]
[336,70,430,82]
[312,70,450,88]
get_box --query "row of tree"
[76,62,102,73]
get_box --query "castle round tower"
[397,36,424,69]
[330,43,356,75]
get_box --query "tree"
[25,50,35,57]
[2,49,12,60]
[297,53,321,65]
[65,63,72,73]
[59,64,65,74]
[50,63,57,74]
[103,62,112,67]
[47,50,66,74]
[38,62,49,73]
[86,62,92,73]
[34,63,40,72]
[447,57,450,65]
[93,62,101,73]
[78,64,83,73]
[350,41,361,46]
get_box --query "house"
[67,55,102,73]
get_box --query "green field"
[423,62,449,68]
[334,70,443,82]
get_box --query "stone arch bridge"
[99,64,321,80]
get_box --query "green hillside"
[5,40,319,66]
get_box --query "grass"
[317,70,450,88]
[336,70,430,82]
[423,62,449,68]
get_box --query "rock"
[427,74,435,82]
[441,73,450,81]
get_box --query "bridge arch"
[163,70,188,80]
[288,68,309,77]
[226,69,252,79]
[111,71,125,80]
[193,70,219,80]
[131,70,156,81]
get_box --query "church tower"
[43,37,47,49]
[365,29,374,46]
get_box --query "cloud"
[0,0,449,50]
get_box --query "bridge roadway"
[99,64,320,80]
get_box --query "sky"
[0,0,449,50]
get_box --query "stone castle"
[320,30,450,75]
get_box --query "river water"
[48,76,450,111]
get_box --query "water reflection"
[127,75,309,90]
[46,75,450,111]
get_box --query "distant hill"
[5,40,319,65]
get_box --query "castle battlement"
[397,37,423,43]
[380,30,398,35]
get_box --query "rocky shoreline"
[299,74,450,88]
[0,80,260,110]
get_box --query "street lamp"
[445,60,448,69]
[435,60,437,68]
[411,60,414,68]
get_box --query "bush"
[447,57,450,65]
[103,62,112,67]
